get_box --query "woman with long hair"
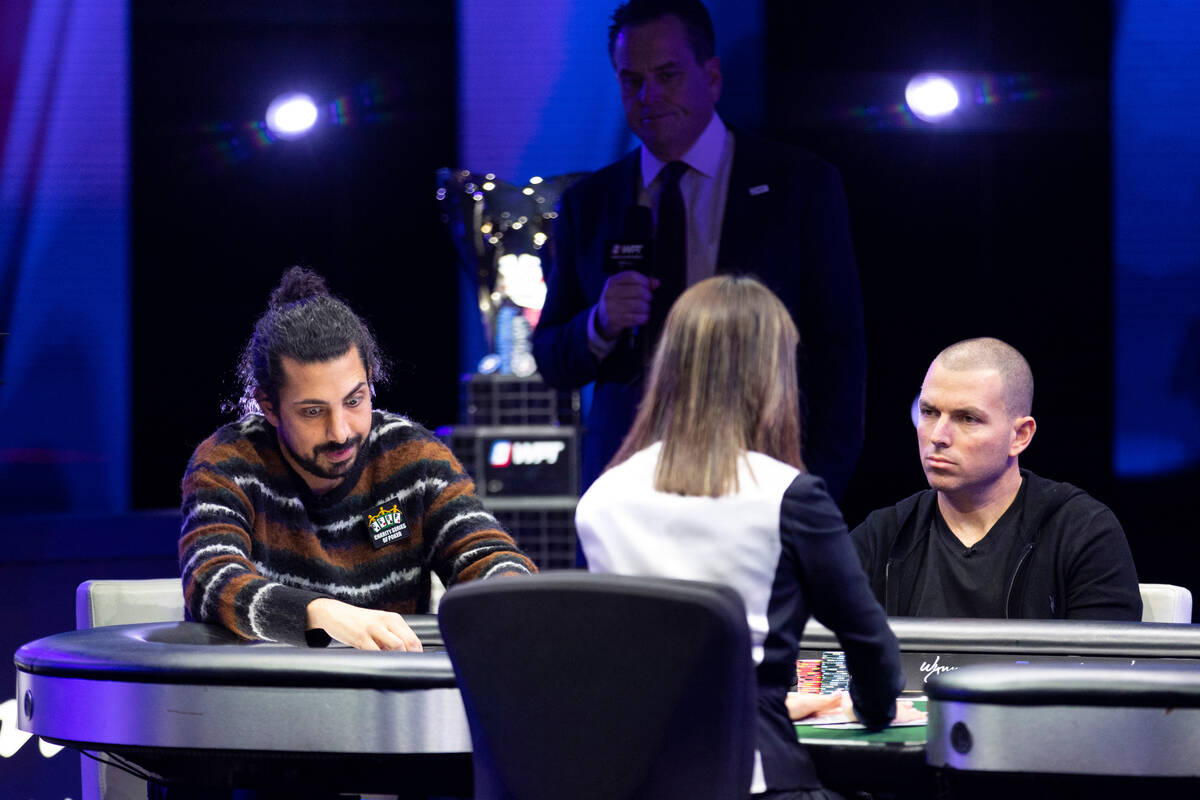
[576,275,911,800]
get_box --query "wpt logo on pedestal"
[489,440,565,467]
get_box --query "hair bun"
[269,266,329,308]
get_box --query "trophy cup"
[436,169,590,571]
[437,168,587,377]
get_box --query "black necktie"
[649,161,688,351]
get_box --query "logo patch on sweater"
[368,503,409,548]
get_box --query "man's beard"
[283,434,365,481]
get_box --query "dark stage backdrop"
[764,0,1113,517]
[131,2,458,509]
[764,1,1197,598]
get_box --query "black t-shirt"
[910,480,1027,617]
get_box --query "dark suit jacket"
[532,129,866,499]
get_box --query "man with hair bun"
[179,267,534,650]
[851,337,1141,620]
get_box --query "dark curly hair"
[233,266,388,414]
[608,0,715,64]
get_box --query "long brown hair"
[610,275,803,496]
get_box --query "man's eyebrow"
[918,400,989,417]
[650,58,683,72]
[619,59,683,75]
[290,382,366,407]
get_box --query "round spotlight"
[265,93,319,138]
[905,74,959,123]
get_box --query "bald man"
[851,338,1141,620]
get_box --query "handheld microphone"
[604,205,655,352]
[604,205,654,276]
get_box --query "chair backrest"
[439,572,756,800]
[76,578,185,800]
[76,578,185,630]
[1139,583,1193,623]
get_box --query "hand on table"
[306,598,422,651]
[595,271,660,341]
[785,691,927,726]
[892,699,927,725]
[786,691,845,721]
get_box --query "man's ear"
[1010,415,1036,457]
[256,390,280,427]
[705,55,722,102]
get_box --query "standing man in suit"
[532,0,865,506]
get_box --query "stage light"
[905,74,959,123]
[265,93,319,138]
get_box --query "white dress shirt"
[588,112,736,360]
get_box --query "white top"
[575,442,800,667]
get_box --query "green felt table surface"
[794,700,927,745]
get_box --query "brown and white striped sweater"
[179,410,535,644]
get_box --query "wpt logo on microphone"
[489,440,566,467]
[610,243,645,257]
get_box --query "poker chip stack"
[796,659,823,694]
[819,651,849,694]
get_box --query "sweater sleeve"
[178,437,329,645]
[783,476,904,730]
[415,436,537,585]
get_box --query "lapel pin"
[749,184,770,196]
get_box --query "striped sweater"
[180,410,535,644]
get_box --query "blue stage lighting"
[905,74,959,123]
[265,93,319,138]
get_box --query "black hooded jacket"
[850,470,1142,619]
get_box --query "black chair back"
[439,572,756,800]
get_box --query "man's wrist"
[587,305,618,361]
[591,304,617,342]
[839,691,857,721]
[306,597,337,629]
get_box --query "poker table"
[799,616,1200,695]
[18,615,1200,797]
[794,617,1200,797]
[14,617,473,796]
[795,701,931,798]
[927,661,1200,798]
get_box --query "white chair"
[1139,582,1193,623]
[76,577,185,630]
[75,578,186,800]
